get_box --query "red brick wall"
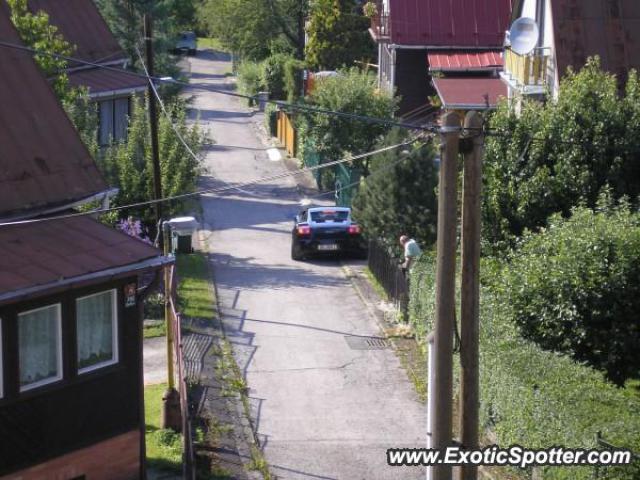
[1,430,141,480]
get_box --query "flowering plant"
[117,217,152,244]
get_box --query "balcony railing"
[504,47,550,88]
[370,8,390,41]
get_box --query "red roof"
[0,4,107,218]
[389,0,513,47]
[0,216,168,305]
[68,67,148,97]
[432,77,507,109]
[428,51,503,71]
[28,0,125,64]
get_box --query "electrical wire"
[0,139,418,227]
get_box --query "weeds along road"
[187,49,426,480]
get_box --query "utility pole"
[144,14,163,247]
[430,112,461,480]
[457,111,484,480]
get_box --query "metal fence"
[367,240,409,316]
[168,265,196,480]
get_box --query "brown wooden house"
[27,0,148,147]
[0,4,171,479]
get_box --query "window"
[99,97,130,145]
[76,290,118,373]
[18,304,62,391]
[310,210,350,223]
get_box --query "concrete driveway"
[187,50,426,480]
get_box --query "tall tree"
[305,0,373,70]
[352,128,438,250]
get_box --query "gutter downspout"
[390,46,397,89]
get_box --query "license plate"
[318,244,339,251]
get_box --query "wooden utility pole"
[430,111,461,480]
[144,14,163,246]
[457,112,484,480]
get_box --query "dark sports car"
[291,207,367,260]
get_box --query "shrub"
[264,102,278,136]
[283,57,305,102]
[261,53,291,100]
[237,61,263,105]
[503,199,640,386]
[408,254,640,480]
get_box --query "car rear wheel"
[291,242,304,261]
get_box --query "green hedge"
[408,254,640,480]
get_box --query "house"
[0,4,171,478]
[369,0,512,115]
[27,0,148,147]
[501,0,640,100]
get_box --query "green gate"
[335,164,361,207]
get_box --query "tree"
[197,0,305,61]
[305,0,373,71]
[483,58,640,252]
[352,128,438,250]
[504,197,640,386]
[300,68,397,169]
[101,96,207,227]
[8,0,74,100]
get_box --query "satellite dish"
[510,17,539,55]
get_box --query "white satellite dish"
[509,17,540,55]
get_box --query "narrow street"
[187,50,426,480]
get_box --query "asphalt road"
[188,50,426,480]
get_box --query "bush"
[237,61,263,105]
[283,57,305,102]
[352,128,438,250]
[264,102,278,136]
[261,53,291,100]
[408,254,640,480]
[503,199,640,386]
[300,68,397,168]
[483,59,640,252]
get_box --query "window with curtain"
[99,97,130,146]
[76,290,118,373]
[18,304,62,391]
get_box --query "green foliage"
[408,254,640,480]
[236,61,263,104]
[503,199,640,386]
[261,53,292,100]
[300,68,397,168]
[8,0,74,100]
[484,58,640,251]
[62,89,99,156]
[305,0,374,70]
[283,57,305,102]
[352,128,438,249]
[264,102,278,136]
[145,383,183,472]
[101,96,206,227]
[198,0,305,61]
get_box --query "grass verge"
[197,37,228,52]
[177,253,217,319]
[145,383,183,473]
[143,322,166,339]
[364,267,389,301]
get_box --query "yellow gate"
[277,111,296,157]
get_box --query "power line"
[0,139,419,227]
[0,39,442,133]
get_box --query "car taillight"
[348,224,361,235]
[297,225,311,236]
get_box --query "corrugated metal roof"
[28,0,125,64]
[551,0,640,80]
[68,67,148,97]
[432,77,507,109]
[388,0,513,47]
[0,3,107,218]
[0,216,166,305]
[428,51,504,71]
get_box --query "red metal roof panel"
[389,0,513,47]
[428,51,504,71]
[0,216,163,300]
[0,4,108,218]
[68,67,148,96]
[432,77,507,109]
[28,0,125,64]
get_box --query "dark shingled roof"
[0,3,107,218]
[0,216,167,306]
[27,0,125,64]
[67,66,148,97]
[388,0,513,47]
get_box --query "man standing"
[399,235,422,273]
